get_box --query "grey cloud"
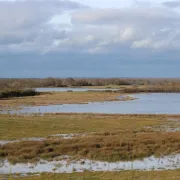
[0,0,84,30]
[69,6,180,52]
[71,7,179,27]
[163,0,180,8]
[0,0,85,51]
[0,0,180,55]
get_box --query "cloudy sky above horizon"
[1,0,180,78]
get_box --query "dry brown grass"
[1,131,180,163]
[0,91,126,109]
[122,85,180,93]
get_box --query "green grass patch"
[2,170,180,180]
[0,114,168,140]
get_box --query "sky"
[1,0,180,78]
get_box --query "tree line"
[1,77,180,89]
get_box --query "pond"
[35,87,120,92]
[4,93,180,115]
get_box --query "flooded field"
[1,93,180,178]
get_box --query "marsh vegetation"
[0,91,125,109]
[0,114,180,164]
[3,170,180,180]
[1,78,180,179]
[0,89,39,99]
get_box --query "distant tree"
[44,77,56,87]
[54,79,63,87]
[7,81,22,90]
[65,78,76,86]
[76,79,91,86]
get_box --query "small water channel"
[35,87,120,92]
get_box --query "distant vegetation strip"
[0,77,131,89]
[3,77,180,89]
[122,86,180,93]
[0,89,39,99]
[1,77,180,93]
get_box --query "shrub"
[0,89,39,99]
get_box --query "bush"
[0,89,39,99]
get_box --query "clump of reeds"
[1,131,180,164]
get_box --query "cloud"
[132,39,152,48]
[163,0,180,8]
[68,6,180,52]
[0,0,180,55]
[1,0,180,78]
[0,0,85,53]
[71,7,179,27]
[120,28,136,41]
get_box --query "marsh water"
[4,93,180,114]
[0,154,180,174]
[35,87,120,92]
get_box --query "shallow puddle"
[0,133,88,145]
[0,154,180,174]
[0,138,46,145]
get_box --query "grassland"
[2,170,180,180]
[0,114,180,164]
[0,114,170,140]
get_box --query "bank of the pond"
[4,170,180,180]
[0,91,126,110]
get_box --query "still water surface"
[35,87,119,92]
[1,154,180,174]
[5,93,180,114]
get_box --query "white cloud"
[120,28,136,41]
[132,39,152,48]
[74,0,133,8]
[0,0,180,55]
